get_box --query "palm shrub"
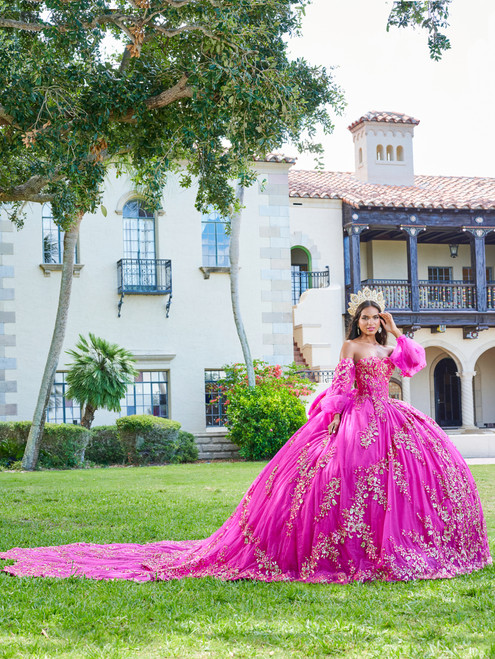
[65,334,138,429]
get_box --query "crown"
[347,287,386,317]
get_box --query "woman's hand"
[328,413,341,435]
[379,311,401,338]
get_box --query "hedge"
[0,421,90,469]
[86,425,125,466]
[116,414,182,465]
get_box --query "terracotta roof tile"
[348,111,420,131]
[288,170,495,211]
[256,153,297,164]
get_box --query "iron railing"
[117,258,172,295]
[292,268,330,305]
[295,369,335,384]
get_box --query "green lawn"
[0,463,494,658]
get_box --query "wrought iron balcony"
[292,267,330,305]
[117,258,172,295]
[117,259,172,317]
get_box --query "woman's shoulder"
[340,340,356,360]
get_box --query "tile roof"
[288,170,495,210]
[256,153,297,164]
[348,111,420,131]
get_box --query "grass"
[0,462,494,658]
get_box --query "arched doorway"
[291,246,312,304]
[434,358,462,427]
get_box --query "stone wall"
[194,430,240,460]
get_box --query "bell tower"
[348,111,419,186]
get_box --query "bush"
[0,421,31,463]
[86,426,125,465]
[225,384,308,460]
[116,415,182,465]
[175,431,199,464]
[0,421,90,469]
[38,424,91,468]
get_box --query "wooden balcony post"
[401,225,425,312]
[463,227,492,313]
[344,224,368,294]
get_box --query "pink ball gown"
[1,335,491,582]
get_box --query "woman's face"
[358,306,381,336]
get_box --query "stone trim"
[0,216,16,420]
[39,263,85,277]
[258,166,293,365]
[194,431,240,460]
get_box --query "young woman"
[1,291,491,582]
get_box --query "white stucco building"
[2,111,495,458]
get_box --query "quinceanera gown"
[1,335,492,582]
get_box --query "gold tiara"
[347,287,386,317]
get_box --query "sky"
[287,0,495,178]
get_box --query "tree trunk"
[22,213,83,470]
[229,183,255,388]
[80,403,96,429]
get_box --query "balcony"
[292,268,330,305]
[361,279,477,311]
[355,278,490,327]
[117,259,172,316]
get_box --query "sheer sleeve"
[389,334,426,377]
[307,358,355,419]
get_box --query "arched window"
[202,208,230,266]
[122,199,156,260]
[389,380,402,400]
[42,203,78,264]
[376,145,384,161]
[358,147,363,164]
[396,145,404,161]
[386,145,394,161]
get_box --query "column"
[401,226,425,312]
[401,375,411,404]
[345,224,368,295]
[465,227,491,313]
[458,370,477,430]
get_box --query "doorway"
[434,358,462,427]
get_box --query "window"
[396,145,404,161]
[205,370,227,427]
[386,145,394,161]
[46,372,81,424]
[123,200,156,260]
[376,145,384,161]
[202,209,230,267]
[42,204,78,264]
[462,267,493,283]
[428,267,452,282]
[123,371,169,418]
[358,147,363,164]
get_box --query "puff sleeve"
[389,334,426,377]
[307,358,355,420]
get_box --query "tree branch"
[0,174,58,203]
[115,74,193,121]
[0,104,21,128]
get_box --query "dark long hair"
[346,300,388,345]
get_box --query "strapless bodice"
[354,356,395,400]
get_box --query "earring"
[377,327,382,334]
[357,327,361,335]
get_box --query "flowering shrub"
[214,361,315,460]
